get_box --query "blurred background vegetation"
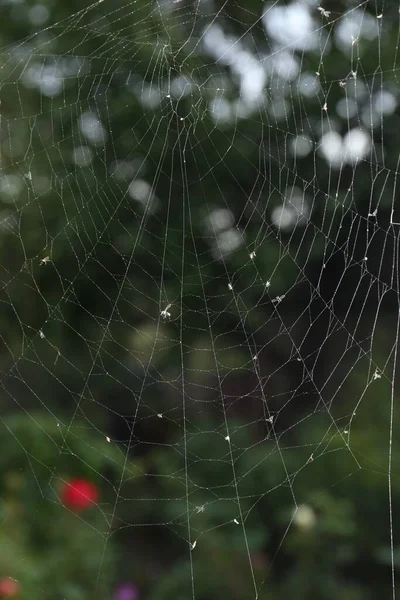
[0,0,400,598]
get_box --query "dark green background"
[0,0,399,598]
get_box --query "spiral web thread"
[0,0,399,597]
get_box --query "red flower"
[0,578,20,597]
[60,478,99,511]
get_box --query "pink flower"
[114,582,140,600]
[0,578,20,597]
[60,478,99,511]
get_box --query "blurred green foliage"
[0,0,399,598]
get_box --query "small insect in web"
[160,304,171,320]
[318,6,331,18]
[372,369,381,381]
[40,256,51,266]
[272,295,285,304]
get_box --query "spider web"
[0,0,399,597]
